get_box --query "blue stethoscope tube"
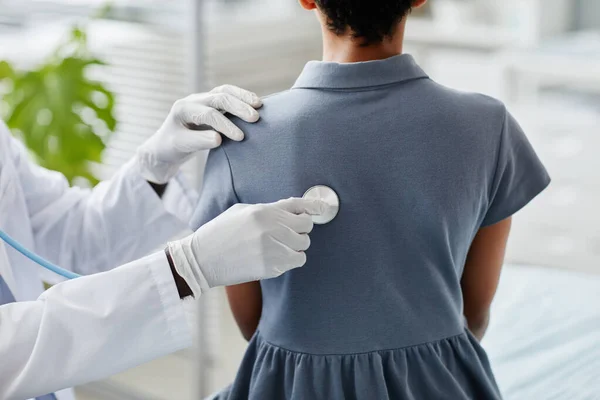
[0,229,80,280]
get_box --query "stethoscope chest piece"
[302,185,340,225]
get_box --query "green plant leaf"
[0,61,15,80]
[1,25,116,186]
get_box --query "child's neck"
[321,21,406,63]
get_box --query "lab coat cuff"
[182,296,199,338]
[147,251,194,350]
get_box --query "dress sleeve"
[190,146,239,230]
[481,108,551,227]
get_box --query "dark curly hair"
[315,0,413,45]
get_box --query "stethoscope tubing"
[0,229,80,280]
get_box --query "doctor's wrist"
[147,181,169,198]
[165,248,194,299]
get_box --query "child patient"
[191,0,550,398]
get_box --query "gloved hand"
[136,85,262,184]
[167,198,327,297]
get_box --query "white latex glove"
[167,198,327,297]
[136,85,262,184]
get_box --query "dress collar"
[292,54,428,90]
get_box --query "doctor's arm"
[9,131,191,277]
[9,86,263,276]
[0,198,323,400]
[0,252,193,400]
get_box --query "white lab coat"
[0,121,199,400]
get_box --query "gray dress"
[191,54,550,400]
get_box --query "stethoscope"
[303,185,340,225]
[0,229,81,279]
[0,185,340,281]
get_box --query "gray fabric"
[0,275,16,305]
[35,394,57,400]
[191,54,550,399]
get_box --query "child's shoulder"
[414,79,510,140]
[229,90,293,124]
[424,79,507,117]
[261,90,293,103]
[226,89,308,134]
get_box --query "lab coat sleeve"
[7,130,199,276]
[0,251,194,400]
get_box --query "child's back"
[192,54,549,399]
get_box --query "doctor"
[0,85,324,400]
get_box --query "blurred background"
[0,0,598,399]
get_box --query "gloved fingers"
[272,253,307,277]
[183,107,245,141]
[280,212,314,234]
[208,93,260,123]
[211,84,263,108]
[275,197,328,216]
[175,127,222,152]
[269,237,308,274]
[287,249,308,270]
[272,225,311,252]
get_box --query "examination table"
[483,265,600,399]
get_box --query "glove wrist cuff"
[134,150,180,185]
[167,239,211,297]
